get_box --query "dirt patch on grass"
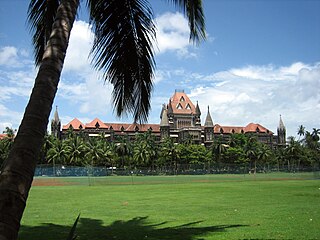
[32,178,73,186]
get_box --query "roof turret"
[195,101,201,115]
[278,114,286,131]
[204,106,214,127]
[160,108,169,127]
[52,106,60,124]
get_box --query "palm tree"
[244,135,258,174]
[297,125,305,141]
[311,128,320,142]
[0,1,205,238]
[116,136,132,168]
[285,136,301,172]
[211,137,227,171]
[133,141,151,168]
[257,143,272,172]
[160,137,181,173]
[46,138,67,165]
[100,141,117,169]
[65,136,87,166]
[84,138,104,167]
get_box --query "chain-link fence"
[35,163,320,178]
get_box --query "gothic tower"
[160,104,170,140]
[277,115,286,146]
[51,106,61,139]
[204,106,214,146]
[195,101,201,127]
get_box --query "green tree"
[257,143,272,172]
[133,141,151,168]
[311,128,320,142]
[211,137,228,170]
[0,139,11,168]
[46,138,68,165]
[2,127,16,141]
[244,135,258,174]
[285,136,301,171]
[0,1,205,238]
[65,136,87,166]
[100,141,117,169]
[116,136,132,168]
[159,137,181,173]
[297,125,305,141]
[84,138,104,166]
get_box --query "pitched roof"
[204,106,214,127]
[107,123,160,132]
[243,123,273,134]
[213,123,273,135]
[85,118,109,129]
[62,118,85,130]
[169,91,196,115]
[62,118,161,133]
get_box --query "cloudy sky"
[0,0,319,138]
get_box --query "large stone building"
[51,90,286,147]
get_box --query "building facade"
[52,90,286,147]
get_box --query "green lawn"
[19,174,320,240]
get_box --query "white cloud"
[159,62,320,137]
[0,104,22,133]
[0,46,18,66]
[57,20,113,117]
[63,20,94,73]
[154,12,196,58]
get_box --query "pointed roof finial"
[278,114,285,130]
[195,101,201,115]
[204,105,214,127]
[53,105,60,123]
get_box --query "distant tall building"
[52,90,286,148]
[51,106,61,139]
[277,115,286,147]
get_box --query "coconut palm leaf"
[27,0,61,66]
[88,0,156,123]
[166,0,206,43]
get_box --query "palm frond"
[27,0,60,66]
[166,0,206,44]
[88,0,156,123]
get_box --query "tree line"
[1,126,319,173]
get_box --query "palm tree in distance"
[297,125,305,141]
[0,1,206,239]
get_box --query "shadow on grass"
[19,216,247,240]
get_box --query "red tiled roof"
[169,91,196,115]
[107,123,160,133]
[62,119,160,133]
[62,118,85,130]
[213,123,273,135]
[0,134,7,140]
[85,118,109,129]
[244,123,273,134]
[61,118,271,135]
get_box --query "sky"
[0,0,319,138]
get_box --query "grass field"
[19,173,320,240]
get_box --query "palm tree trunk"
[0,1,79,239]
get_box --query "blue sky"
[0,0,319,138]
